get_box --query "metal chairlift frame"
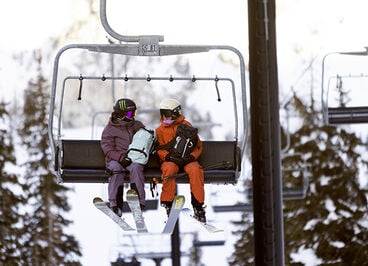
[321,47,368,124]
[280,102,309,200]
[48,0,248,184]
[212,151,309,213]
[245,152,309,202]
[257,102,310,200]
[59,75,239,140]
[280,152,309,200]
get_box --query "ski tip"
[174,195,185,204]
[204,224,224,233]
[93,197,103,204]
[172,195,185,208]
[175,195,185,200]
[127,189,138,195]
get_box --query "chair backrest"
[60,139,241,184]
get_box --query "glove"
[119,156,132,167]
[165,153,184,167]
[182,155,195,165]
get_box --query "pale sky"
[2,0,368,52]
[2,0,368,265]
[0,0,73,50]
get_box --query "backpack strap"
[156,123,197,152]
[127,147,148,157]
[156,137,176,151]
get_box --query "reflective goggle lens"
[125,110,135,118]
[160,109,173,117]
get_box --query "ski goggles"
[125,110,136,118]
[160,109,175,118]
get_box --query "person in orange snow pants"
[155,98,206,223]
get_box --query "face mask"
[163,119,175,125]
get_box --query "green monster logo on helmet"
[119,99,127,111]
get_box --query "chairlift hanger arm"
[100,0,164,43]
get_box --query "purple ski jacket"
[100,114,144,164]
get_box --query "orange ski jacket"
[155,115,203,161]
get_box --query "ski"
[182,208,223,233]
[126,189,148,233]
[93,197,135,231]
[162,195,185,234]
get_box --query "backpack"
[158,123,198,158]
[127,128,155,165]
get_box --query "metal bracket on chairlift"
[100,0,163,56]
[138,36,160,56]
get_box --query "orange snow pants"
[160,160,205,204]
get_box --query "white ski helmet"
[159,98,182,119]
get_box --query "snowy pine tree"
[229,92,368,265]
[283,94,368,265]
[0,101,26,264]
[18,52,82,265]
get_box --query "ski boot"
[193,204,206,223]
[110,205,123,217]
[161,201,173,217]
[112,185,124,217]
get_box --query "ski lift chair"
[280,104,309,200]
[321,48,368,124]
[243,102,310,203]
[48,1,248,185]
[244,153,309,202]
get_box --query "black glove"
[165,153,183,167]
[119,156,132,167]
[182,155,195,165]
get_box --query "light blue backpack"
[127,128,155,165]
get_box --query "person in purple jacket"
[100,98,146,216]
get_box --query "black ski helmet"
[113,98,137,119]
